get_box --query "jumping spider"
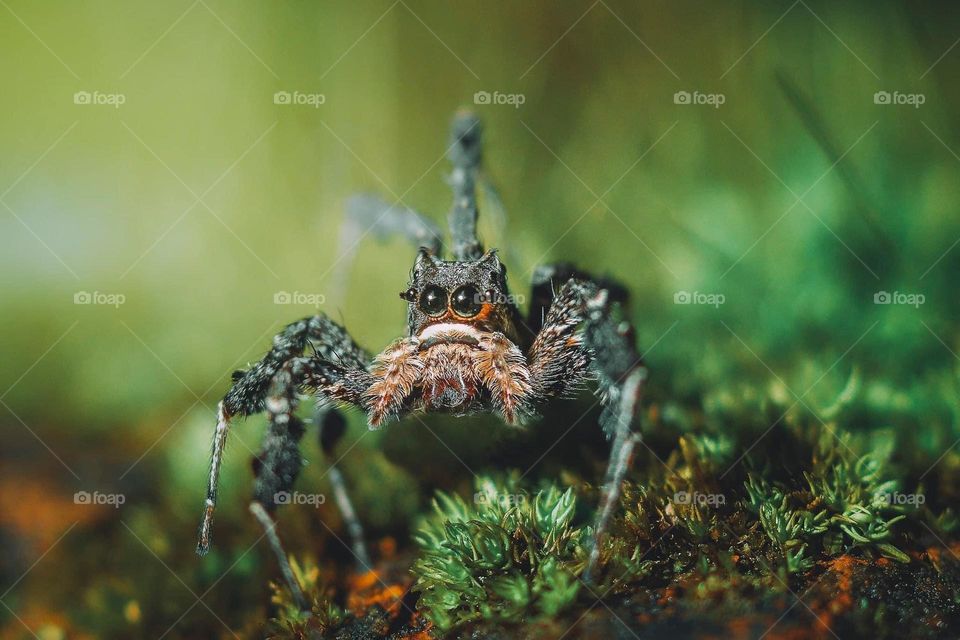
[197,111,647,606]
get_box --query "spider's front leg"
[527,274,647,583]
[197,314,371,556]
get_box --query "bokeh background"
[2,1,960,637]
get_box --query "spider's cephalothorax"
[403,247,520,340]
[376,248,531,425]
[197,111,647,600]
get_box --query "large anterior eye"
[418,285,448,316]
[451,285,482,317]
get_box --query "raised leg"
[447,110,484,261]
[330,109,486,302]
[526,274,646,583]
[331,195,444,303]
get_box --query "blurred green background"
[2,0,960,637]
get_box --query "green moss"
[411,477,587,631]
[267,557,345,639]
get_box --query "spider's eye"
[451,285,482,318]
[418,285,448,316]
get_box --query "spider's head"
[400,248,519,340]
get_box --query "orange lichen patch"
[924,542,960,569]
[400,628,435,640]
[378,536,397,560]
[824,554,863,615]
[811,611,835,637]
[346,570,410,618]
[349,569,383,592]
[647,403,660,424]
[0,478,100,551]
[924,546,947,572]
[725,616,753,639]
[764,627,830,640]
[0,605,95,640]
[656,586,678,607]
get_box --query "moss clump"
[267,557,345,639]
[411,477,587,631]
[745,446,911,573]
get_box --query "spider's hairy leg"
[475,332,534,424]
[363,337,423,428]
[197,314,369,556]
[331,195,444,302]
[252,358,312,511]
[526,275,646,583]
[527,263,630,333]
[580,287,646,584]
[316,405,370,569]
[249,358,312,611]
[248,359,375,609]
[447,110,484,261]
[526,279,596,398]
